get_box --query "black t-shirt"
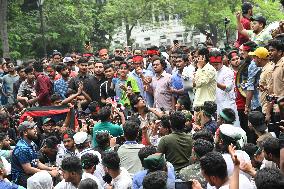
[85,76,106,102]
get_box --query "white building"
[111,14,206,49]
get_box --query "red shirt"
[234,71,246,110]
[35,72,52,106]
[235,17,251,48]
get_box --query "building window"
[144,37,150,41]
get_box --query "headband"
[147,50,159,55]
[241,45,251,51]
[220,111,234,122]
[209,56,222,63]
[231,52,238,58]
[133,56,143,63]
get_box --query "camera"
[224,17,230,25]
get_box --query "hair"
[16,65,25,73]
[78,178,98,189]
[98,106,111,122]
[81,153,99,170]
[88,101,100,113]
[194,139,214,158]
[242,143,259,158]
[102,151,120,171]
[61,156,82,174]
[44,136,60,149]
[209,49,222,57]
[177,95,192,110]
[123,121,139,141]
[78,57,88,64]
[268,38,284,52]
[103,64,114,70]
[160,115,171,130]
[152,55,167,69]
[262,138,280,158]
[95,132,110,149]
[255,168,284,189]
[203,101,217,117]
[55,63,67,73]
[169,111,186,131]
[138,146,157,165]
[24,66,34,74]
[33,61,43,72]
[61,129,75,140]
[242,2,253,14]
[197,47,210,63]
[200,151,228,180]
[52,51,62,57]
[243,41,258,52]
[220,108,236,124]
[193,129,214,143]
[0,112,8,122]
[142,171,167,189]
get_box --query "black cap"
[251,15,266,26]
[248,111,267,132]
[242,2,253,14]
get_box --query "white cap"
[27,171,53,189]
[63,57,73,63]
[219,124,247,148]
[73,132,88,145]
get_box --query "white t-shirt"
[55,179,77,189]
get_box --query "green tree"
[101,0,173,46]
[175,0,240,46]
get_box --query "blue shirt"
[11,139,38,187]
[132,162,175,189]
[0,180,22,189]
[171,72,184,98]
[246,61,261,110]
[54,78,68,99]
[129,70,154,107]
[204,119,218,135]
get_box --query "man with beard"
[236,12,272,47]
[17,66,37,107]
[11,121,59,187]
[85,61,106,103]
[100,64,116,103]
[54,63,70,99]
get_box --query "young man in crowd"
[157,111,193,171]
[1,62,19,105]
[54,63,70,99]
[102,151,132,189]
[11,121,58,187]
[117,121,144,176]
[55,156,82,189]
[147,55,174,111]
[17,66,37,107]
[100,64,116,103]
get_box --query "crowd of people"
[0,2,284,189]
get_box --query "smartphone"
[175,181,193,189]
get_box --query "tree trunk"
[125,18,134,46]
[209,24,218,46]
[0,0,10,58]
